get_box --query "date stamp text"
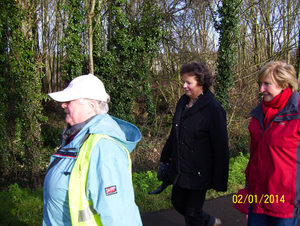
[232,194,285,204]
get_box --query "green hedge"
[0,153,249,225]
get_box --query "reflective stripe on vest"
[78,204,97,222]
[69,134,132,226]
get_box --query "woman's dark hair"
[180,62,213,91]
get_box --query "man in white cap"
[43,74,143,226]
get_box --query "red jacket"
[246,91,300,218]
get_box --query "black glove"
[148,180,171,195]
[157,163,169,181]
[148,163,171,195]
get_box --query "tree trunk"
[88,0,96,74]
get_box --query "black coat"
[160,90,229,191]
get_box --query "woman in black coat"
[160,62,229,226]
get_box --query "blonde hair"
[257,61,298,92]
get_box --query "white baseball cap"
[48,74,109,102]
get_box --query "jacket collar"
[178,90,214,118]
[251,91,300,129]
[62,114,141,153]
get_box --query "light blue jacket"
[43,114,142,226]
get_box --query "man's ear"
[88,100,97,114]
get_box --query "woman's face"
[182,74,203,100]
[260,75,284,102]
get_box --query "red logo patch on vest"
[105,185,117,196]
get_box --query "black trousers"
[171,185,215,226]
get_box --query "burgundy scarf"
[262,87,293,127]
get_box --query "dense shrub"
[0,184,43,226]
[0,154,249,225]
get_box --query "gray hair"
[79,94,110,115]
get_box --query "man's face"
[61,99,93,126]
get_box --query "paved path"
[141,194,300,226]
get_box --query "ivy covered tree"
[296,32,300,79]
[213,0,240,110]
[0,0,9,188]
[95,0,163,123]
[0,0,45,188]
[60,0,88,81]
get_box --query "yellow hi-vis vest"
[68,134,132,226]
